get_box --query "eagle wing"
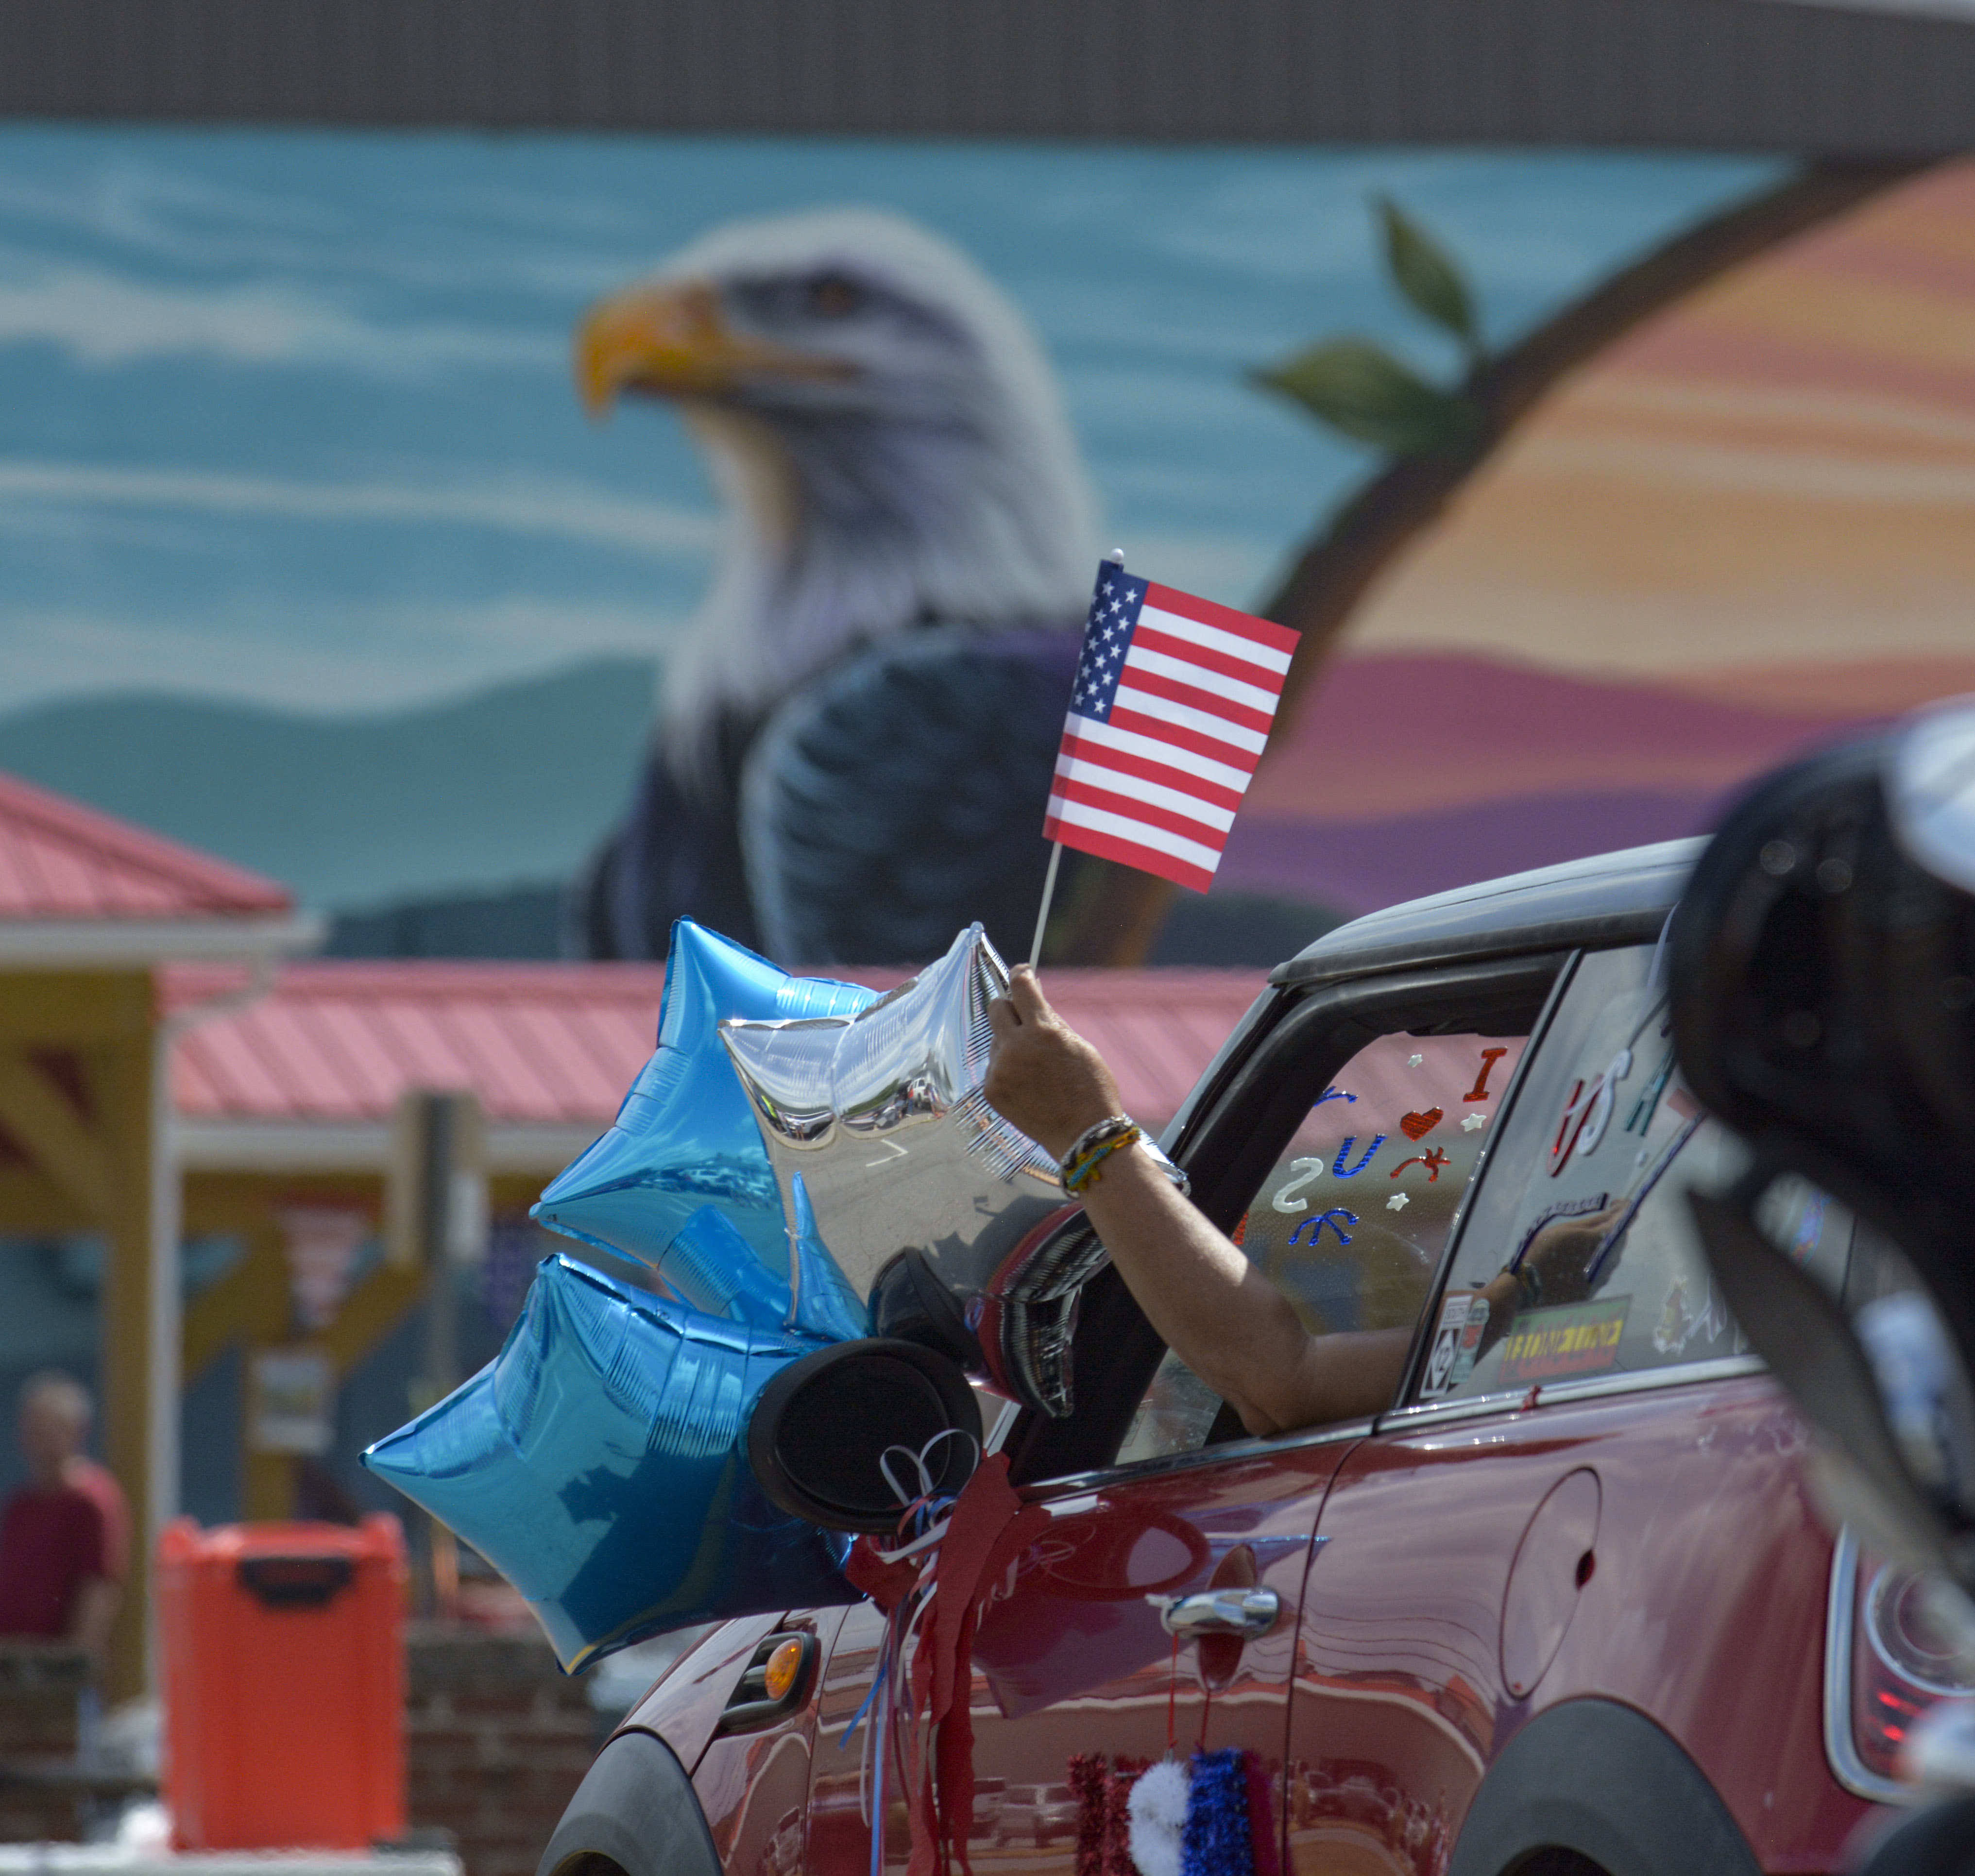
[740,625,1082,963]
[574,707,765,960]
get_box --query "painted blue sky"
[0,130,1783,717]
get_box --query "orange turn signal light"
[762,1637,805,1704]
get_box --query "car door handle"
[1156,1587,1280,1639]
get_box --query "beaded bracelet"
[1059,1115,1141,1194]
[1063,1125,1141,1194]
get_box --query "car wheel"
[1448,1699,1758,1876]
[535,1732,720,1876]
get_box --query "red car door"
[806,1440,1352,1876]
[1286,945,1871,1875]
[804,1011,1536,1876]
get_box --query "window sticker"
[1421,1290,1475,1397]
[1497,1297,1631,1385]
[1624,1044,1676,1137]
[1399,1107,1443,1140]
[1790,1190,1831,1267]
[1330,1134,1386,1178]
[1288,1207,1356,1248]
[1463,1047,1510,1103]
[1390,1148,1449,1182]
[1449,1298,1489,1388]
[1271,1158,1326,1214]
[1652,1272,1728,1357]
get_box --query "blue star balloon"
[361,1252,860,1670]
[532,919,878,1313]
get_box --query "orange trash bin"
[158,1515,408,1850]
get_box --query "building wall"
[408,1627,604,1876]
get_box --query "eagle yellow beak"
[574,281,852,417]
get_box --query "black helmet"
[1672,704,1975,1588]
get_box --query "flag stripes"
[1043,565,1297,892]
[1057,717,1253,795]
[1131,623,1290,693]
[1055,738,1246,814]
[1116,667,1275,744]
[1051,769,1237,838]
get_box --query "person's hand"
[984,967,1125,1161]
[1522,1200,1629,1307]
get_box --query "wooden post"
[0,971,159,1701]
[86,976,164,1707]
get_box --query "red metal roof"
[164,960,1264,1130]
[0,770,291,919]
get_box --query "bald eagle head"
[577,208,1097,742]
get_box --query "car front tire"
[536,1729,721,1876]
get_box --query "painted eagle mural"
[573,208,1097,964]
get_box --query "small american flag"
[1044,562,1299,891]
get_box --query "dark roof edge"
[1271,838,1702,989]
[4,0,1975,153]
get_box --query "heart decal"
[1400,1108,1443,1141]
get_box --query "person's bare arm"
[984,968,1409,1437]
[68,1577,117,1664]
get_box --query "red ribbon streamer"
[845,1453,1050,1876]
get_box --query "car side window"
[1415,945,1855,1404]
[1117,1027,1526,1461]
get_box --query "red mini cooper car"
[539,840,1962,1876]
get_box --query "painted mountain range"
[1218,650,1908,915]
[0,659,655,912]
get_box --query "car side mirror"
[747,1337,983,1533]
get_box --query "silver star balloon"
[718,924,1065,1307]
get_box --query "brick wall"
[0,1644,88,1843]
[407,1628,605,1876]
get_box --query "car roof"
[1270,837,1703,988]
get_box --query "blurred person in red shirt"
[0,1372,127,1661]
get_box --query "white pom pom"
[1127,1757,1191,1876]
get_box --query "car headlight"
[1827,1529,1975,1799]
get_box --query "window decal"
[1463,1047,1510,1102]
[1497,1297,1632,1385]
[1330,1135,1386,1178]
[1390,1148,1450,1182]
[1288,1208,1356,1249]
[1270,1159,1325,1215]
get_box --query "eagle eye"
[806,273,865,320]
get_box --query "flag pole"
[1029,546,1126,968]
[1027,842,1063,968]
